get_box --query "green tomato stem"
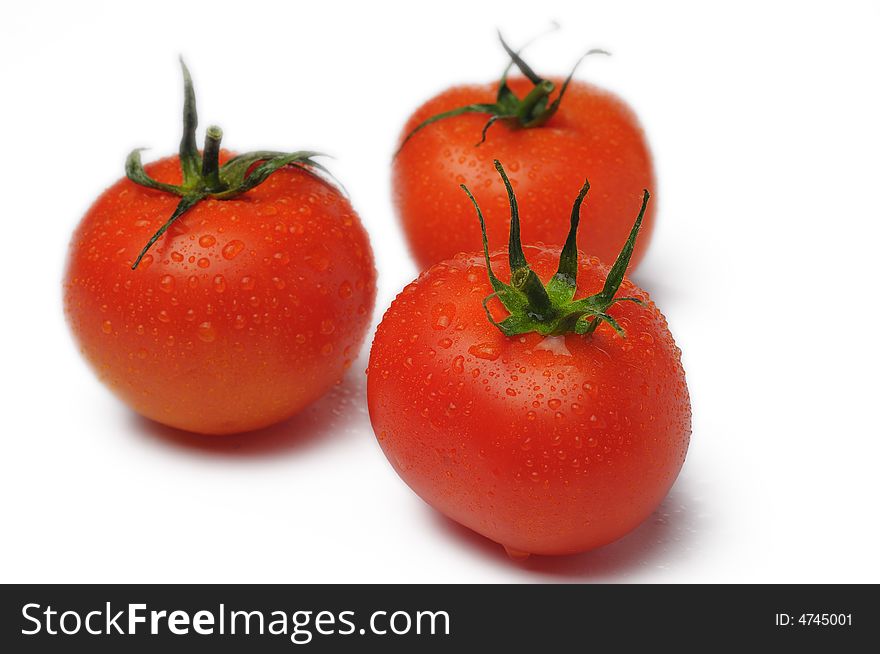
[461,159,649,338]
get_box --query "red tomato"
[393,75,655,271]
[368,163,688,556]
[64,65,376,435]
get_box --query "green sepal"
[125,61,337,270]
[178,58,202,187]
[546,178,590,304]
[461,160,651,338]
[131,193,205,269]
[395,31,608,156]
[125,149,184,195]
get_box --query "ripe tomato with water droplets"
[394,73,656,270]
[367,248,689,555]
[64,64,375,435]
[65,154,375,434]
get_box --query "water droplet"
[468,342,500,360]
[158,275,175,293]
[213,275,227,293]
[338,281,353,298]
[321,343,334,356]
[136,347,148,360]
[222,239,245,260]
[240,276,256,291]
[307,254,330,272]
[271,277,286,290]
[196,321,215,342]
[451,355,464,373]
[273,251,290,265]
[431,303,456,330]
[505,387,517,397]
[548,398,562,410]
[197,257,210,269]
[157,310,170,323]
[320,319,335,334]
[199,234,216,248]
[101,320,112,334]
[438,337,453,349]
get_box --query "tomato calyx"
[395,32,608,156]
[461,160,650,338]
[126,59,339,269]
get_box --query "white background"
[1,0,878,583]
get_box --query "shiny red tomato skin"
[367,247,689,555]
[64,153,376,435]
[393,77,656,271]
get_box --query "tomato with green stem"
[64,61,376,435]
[369,161,689,556]
[393,32,656,272]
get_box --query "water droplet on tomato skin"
[431,303,456,330]
[199,234,216,248]
[338,281,353,298]
[158,275,175,293]
[503,545,531,560]
[222,239,245,260]
[101,320,113,334]
[468,342,500,361]
[307,254,330,272]
[197,257,211,269]
[240,276,256,291]
[213,275,227,293]
[196,322,216,342]
[451,356,465,374]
